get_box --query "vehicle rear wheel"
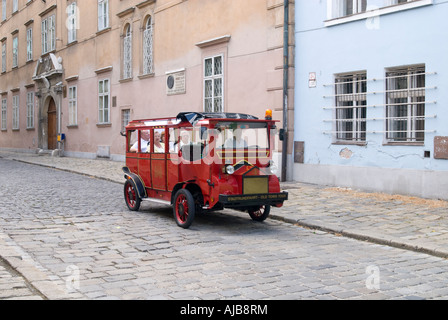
[124,180,141,211]
[173,189,195,229]
[248,205,270,222]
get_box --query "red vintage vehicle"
[122,110,288,228]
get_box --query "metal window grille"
[334,73,367,142]
[386,65,425,143]
[143,20,154,75]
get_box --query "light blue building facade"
[294,0,448,200]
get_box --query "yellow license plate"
[243,177,268,195]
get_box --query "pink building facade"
[0,0,294,176]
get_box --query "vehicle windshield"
[215,122,269,149]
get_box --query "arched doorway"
[47,98,57,150]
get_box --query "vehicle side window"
[127,130,138,153]
[153,128,166,153]
[169,128,178,153]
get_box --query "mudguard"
[122,167,147,199]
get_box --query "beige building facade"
[0,0,294,176]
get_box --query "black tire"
[248,205,271,222]
[173,189,196,229]
[124,180,141,211]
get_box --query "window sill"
[138,73,155,80]
[119,77,133,83]
[383,141,424,146]
[96,123,112,128]
[96,27,111,36]
[332,141,367,146]
[325,0,433,27]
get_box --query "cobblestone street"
[1,155,448,300]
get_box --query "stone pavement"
[1,150,447,259]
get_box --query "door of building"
[47,98,57,150]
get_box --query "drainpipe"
[281,0,290,182]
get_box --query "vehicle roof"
[127,112,270,129]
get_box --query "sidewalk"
[1,150,447,259]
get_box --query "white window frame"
[26,92,34,129]
[1,98,7,130]
[42,15,56,54]
[67,2,78,44]
[2,0,6,22]
[12,36,18,68]
[203,55,224,113]
[326,0,433,26]
[122,25,132,79]
[2,42,6,73]
[12,0,18,13]
[98,0,109,31]
[121,109,131,133]
[142,16,154,75]
[68,85,78,126]
[12,95,19,130]
[98,79,110,124]
[26,27,33,61]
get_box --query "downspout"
[281,0,289,182]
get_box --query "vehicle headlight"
[226,165,235,175]
[268,160,278,175]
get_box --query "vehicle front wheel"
[173,189,195,229]
[248,205,271,222]
[124,180,141,211]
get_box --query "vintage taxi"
[122,110,288,228]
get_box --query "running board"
[142,198,171,206]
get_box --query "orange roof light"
[265,109,272,120]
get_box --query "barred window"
[334,72,367,142]
[328,0,423,19]
[385,65,425,143]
